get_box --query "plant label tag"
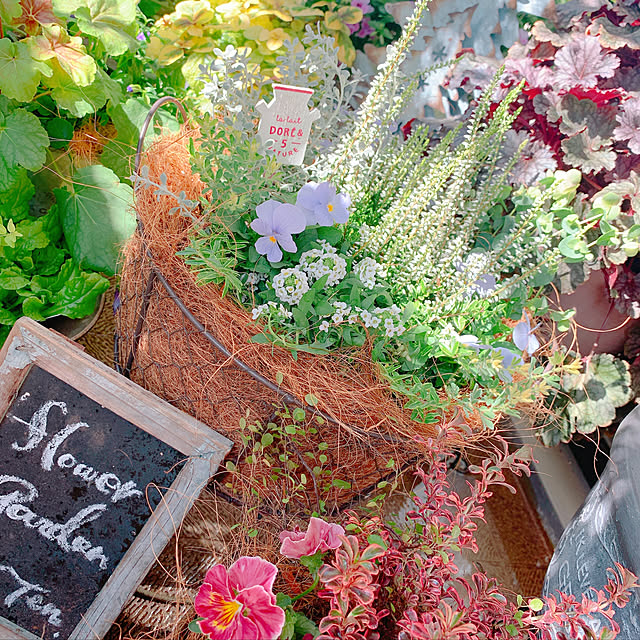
[256,84,320,166]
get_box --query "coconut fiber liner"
[114,126,479,636]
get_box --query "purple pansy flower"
[296,182,351,227]
[250,200,306,263]
[513,317,541,355]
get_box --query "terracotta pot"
[554,270,638,355]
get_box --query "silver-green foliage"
[538,353,632,446]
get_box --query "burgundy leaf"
[611,267,640,318]
[589,15,640,49]
[553,35,620,90]
[562,131,617,173]
[613,97,640,154]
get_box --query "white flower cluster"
[299,245,347,286]
[251,301,294,321]
[320,301,405,337]
[273,268,309,305]
[353,257,380,289]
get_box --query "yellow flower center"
[327,203,334,212]
[269,235,277,243]
[208,592,242,630]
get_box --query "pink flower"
[194,557,285,640]
[279,517,345,559]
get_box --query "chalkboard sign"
[0,318,232,640]
[544,404,640,639]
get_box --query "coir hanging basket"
[114,98,469,510]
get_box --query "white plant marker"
[256,84,320,166]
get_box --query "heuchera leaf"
[613,97,640,154]
[591,16,640,50]
[0,104,50,187]
[610,267,640,318]
[0,0,22,23]
[52,0,138,56]
[553,35,620,90]
[47,67,120,117]
[561,132,616,173]
[0,38,52,102]
[14,0,63,35]
[28,24,97,86]
[557,94,617,139]
[55,164,135,275]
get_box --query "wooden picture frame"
[0,317,232,640]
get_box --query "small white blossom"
[299,246,347,286]
[273,268,309,305]
[319,320,330,332]
[354,257,379,289]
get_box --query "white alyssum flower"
[251,301,293,320]
[354,257,380,289]
[299,246,347,286]
[273,268,309,305]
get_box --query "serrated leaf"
[591,16,640,50]
[0,107,50,186]
[47,67,120,117]
[554,35,620,90]
[53,0,138,56]
[28,24,97,87]
[557,94,617,139]
[613,97,640,154]
[55,165,134,275]
[561,132,616,174]
[14,0,63,32]
[0,0,21,22]
[0,38,51,102]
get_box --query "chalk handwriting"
[0,564,62,630]
[10,401,143,503]
[0,475,109,569]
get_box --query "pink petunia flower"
[279,517,345,559]
[194,556,285,640]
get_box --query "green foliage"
[538,353,633,446]
[0,170,109,344]
[55,165,135,276]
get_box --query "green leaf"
[24,268,109,319]
[0,107,50,186]
[55,165,135,275]
[53,0,138,56]
[275,593,292,608]
[528,598,544,612]
[279,608,295,640]
[48,68,120,117]
[299,550,325,573]
[304,393,319,406]
[331,478,351,489]
[187,619,203,634]
[292,611,319,638]
[0,267,30,290]
[46,118,75,150]
[0,0,21,23]
[0,168,34,221]
[0,39,51,102]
